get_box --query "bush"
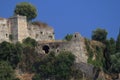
[23,37,37,47]
[85,39,104,68]
[0,41,22,68]
[64,34,73,41]
[32,51,75,80]
[0,61,16,80]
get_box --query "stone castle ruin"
[0,15,89,63]
[0,15,88,62]
[0,15,54,43]
[0,15,98,78]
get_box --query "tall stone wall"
[17,15,28,42]
[9,15,28,43]
[9,16,18,43]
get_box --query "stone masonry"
[0,15,88,63]
[0,15,54,43]
[36,33,88,63]
[1,15,102,79]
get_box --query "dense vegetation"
[0,37,83,80]
[0,28,120,80]
[92,28,108,43]
[85,38,105,68]
[0,37,37,79]
[32,51,76,80]
[86,28,120,79]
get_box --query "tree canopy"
[92,28,108,43]
[14,2,37,21]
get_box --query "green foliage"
[85,38,104,68]
[55,51,75,80]
[14,2,37,21]
[110,52,120,73]
[64,34,73,41]
[19,46,40,72]
[92,28,108,43]
[0,61,16,80]
[116,31,120,52]
[0,41,22,68]
[71,68,83,80]
[32,74,41,80]
[23,37,37,47]
[103,38,116,72]
[109,38,116,54]
[32,51,75,80]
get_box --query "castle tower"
[9,15,28,43]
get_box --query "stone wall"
[0,18,10,42]
[0,15,54,43]
[28,23,54,41]
[17,15,28,42]
[36,33,88,63]
[9,15,28,43]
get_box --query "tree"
[64,34,73,41]
[23,37,37,47]
[0,61,16,80]
[92,28,108,42]
[110,52,120,73]
[116,29,120,52]
[103,38,116,72]
[14,2,37,21]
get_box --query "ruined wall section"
[0,18,10,42]
[37,33,88,63]
[0,15,54,43]
[28,24,54,41]
[9,15,28,43]
[9,16,18,43]
[66,33,88,63]
[17,15,28,42]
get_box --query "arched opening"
[74,34,77,38]
[42,45,50,54]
